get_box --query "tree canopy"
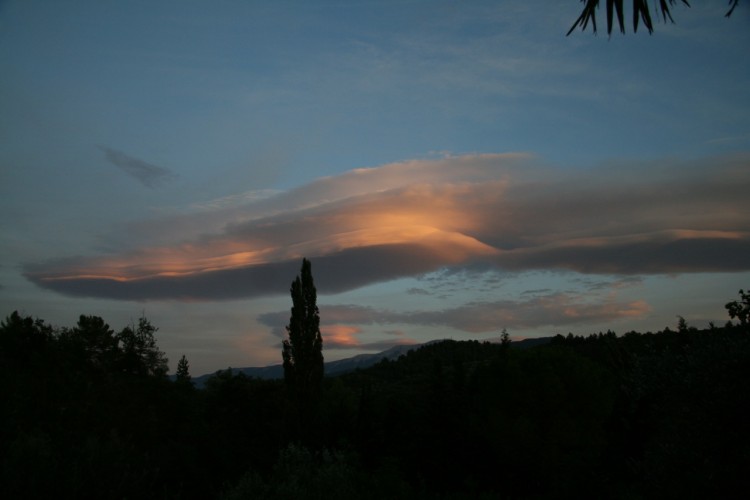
[726,289,750,328]
[2,286,749,498]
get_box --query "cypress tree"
[282,258,324,404]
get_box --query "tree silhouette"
[567,0,740,35]
[0,311,53,364]
[282,258,324,402]
[65,314,118,369]
[3,298,750,498]
[501,327,511,349]
[725,289,749,328]
[117,316,169,377]
[176,354,192,385]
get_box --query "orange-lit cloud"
[258,309,419,351]
[321,324,361,348]
[24,152,750,300]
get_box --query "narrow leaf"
[659,0,674,23]
[726,0,739,17]
[615,0,625,33]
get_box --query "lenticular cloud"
[25,153,750,301]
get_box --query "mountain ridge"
[190,342,425,388]
[190,337,552,388]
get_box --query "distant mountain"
[190,337,552,388]
[189,342,422,388]
[512,336,554,349]
[325,342,428,375]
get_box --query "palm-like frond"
[726,0,740,17]
[567,0,691,35]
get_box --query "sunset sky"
[1,1,749,375]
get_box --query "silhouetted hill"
[191,341,428,387]
[5,305,750,499]
[191,336,553,387]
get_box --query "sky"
[1,0,749,376]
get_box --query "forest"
[1,289,749,499]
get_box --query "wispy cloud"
[24,152,750,301]
[397,294,651,333]
[99,146,177,188]
[257,291,651,339]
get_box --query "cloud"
[258,291,651,337]
[257,308,417,351]
[258,304,385,339]
[25,152,750,301]
[99,146,177,188]
[399,294,651,332]
[321,324,362,349]
[353,339,419,351]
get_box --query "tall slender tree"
[282,258,324,401]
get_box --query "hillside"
[191,337,553,387]
[2,308,749,499]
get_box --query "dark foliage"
[725,288,750,328]
[2,290,749,498]
[567,0,740,35]
[176,354,192,385]
[282,259,324,400]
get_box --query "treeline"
[2,306,749,498]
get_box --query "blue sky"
[1,1,749,375]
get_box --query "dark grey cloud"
[492,234,750,275]
[384,329,406,336]
[569,276,643,292]
[25,257,297,301]
[326,339,418,351]
[26,232,747,302]
[415,266,508,298]
[99,146,177,188]
[25,243,455,301]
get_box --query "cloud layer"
[26,153,750,301]
[257,290,650,344]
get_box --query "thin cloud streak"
[258,293,651,337]
[400,294,651,332]
[24,153,750,301]
[99,146,177,188]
